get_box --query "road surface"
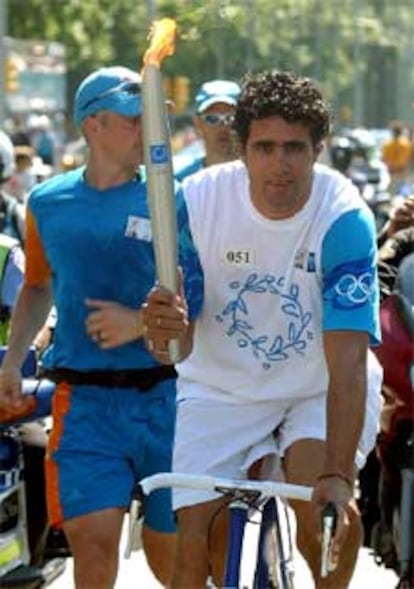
[48,516,399,588]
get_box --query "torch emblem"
[150,144,169,165]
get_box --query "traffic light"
[5,57,19,93]
[173,76,190,114]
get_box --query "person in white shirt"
[143,70,383,589]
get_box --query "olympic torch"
[142,19,179,363]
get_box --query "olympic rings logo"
[334,272,375,304]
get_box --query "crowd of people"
[0,58,413,589]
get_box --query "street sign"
[3,37,66,114]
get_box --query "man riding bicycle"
[143,70,383,588]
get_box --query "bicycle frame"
[254,497,295,589]
[128,473,313,588]
[224,493,295,588]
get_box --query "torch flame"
[143,18,176,68]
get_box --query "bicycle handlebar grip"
[320,502,338,578]
[124,483,146,560]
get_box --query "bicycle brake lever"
[124,485,144,559]
[320,502,338,578]
[124,498,140,559]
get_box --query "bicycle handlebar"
[129,473,338,579]
[125,472,312,559]
[138,472,313,502]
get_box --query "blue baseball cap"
[73,66,142,125]
[195,80,240,114]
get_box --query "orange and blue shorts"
[45,378,176,533]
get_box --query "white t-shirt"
[178,160,380,403]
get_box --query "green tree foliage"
[7,0,414,127]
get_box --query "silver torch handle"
[142,63,180,363]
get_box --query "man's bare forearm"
[323,331,368,483]
[324,365,366,482]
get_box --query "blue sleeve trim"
[322,209,381,344]
[176,190,204,321]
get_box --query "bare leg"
[142,526,176,586]
[172,498,229,588]
[63,508,124,589]
[284,439,362,589]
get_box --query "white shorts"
[172,352,383,511]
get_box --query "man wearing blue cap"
[0,66,203,588]
[174,79,241,181]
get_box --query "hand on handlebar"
[312,474,354,576]
[320,502,338,577]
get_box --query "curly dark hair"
[233,70,332,148]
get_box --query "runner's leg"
[63,508,124,589]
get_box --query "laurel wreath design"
[215,272,313,369]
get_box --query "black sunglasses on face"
[81,81,141,111]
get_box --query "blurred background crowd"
[1,0,414,240]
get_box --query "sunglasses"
[81,81,141,111]
[200,113,234,127]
